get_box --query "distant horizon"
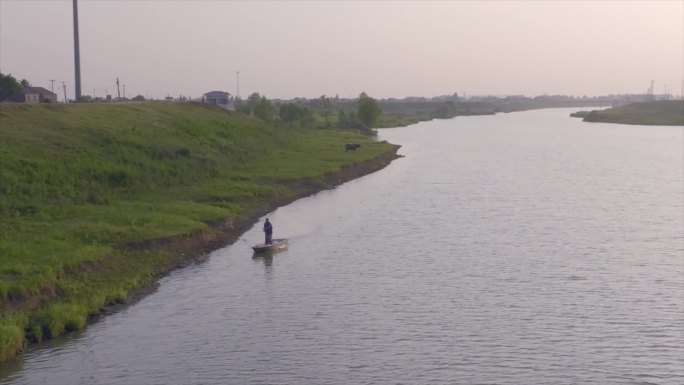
[3,70,682,104]
[5,77,683,103]
[5,70,683,103]
[1,1,682,101]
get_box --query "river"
[2,108,682,384]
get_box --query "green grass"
[0,102,397,363]
[583,100,684,126]
[0,314,26,363]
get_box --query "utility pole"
[116,78,121,100]
[62,81,67,103]
[236,71,240,99]
[49,79,55,95]
[123,84,126,99]
[72,0,82,102]
[650,80,654,102]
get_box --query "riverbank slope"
[582,100,684,126]
[0,102,400,364]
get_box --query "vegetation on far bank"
[0,102,398,364]
[569,110,591,118]
[580,101,684,126]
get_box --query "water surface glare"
[2,108,682,384]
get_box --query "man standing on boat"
[263,218,273,245]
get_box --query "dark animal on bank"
[345,143,361,152]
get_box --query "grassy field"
[582,100,684,126]
[0,102,397,363]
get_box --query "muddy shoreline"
[95,146,402,320]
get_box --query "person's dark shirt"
[264,221,273,234]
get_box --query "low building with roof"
[22,87,57,103]
[202,91,233,110]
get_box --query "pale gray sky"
[1,0,682,100]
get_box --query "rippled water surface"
[2,108,683,384]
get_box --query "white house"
[202,91,233,110]
[21,87,57,103]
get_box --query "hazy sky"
[1,0,682,100]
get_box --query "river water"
[2,108,682,385]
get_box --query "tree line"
[0,73,30,102]
[1,72,383,133]
[236,92,381,134]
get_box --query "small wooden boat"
[252,238,288,253]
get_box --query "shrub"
[0,325,25,362]
[43,303,88,338]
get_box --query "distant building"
[20,87,57,103]
[202,91,233,110]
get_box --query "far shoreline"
[572,100,684,126]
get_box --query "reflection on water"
[0,357,22,380]
[252,253,275,269]
[252,253,274,267]
[2,109,682,385]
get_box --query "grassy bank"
[582,100,684,126]
[0,102,399,363]
[569,111,591,118]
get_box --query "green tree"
[280,103,315,128]
[132,95,146,102]
[431,101,457,119]
[235,99,250,114]
[20,79,31,88]
[337,110,349,128]
[357,92,381,127]
[246,92,261,114]
[0,73,22,101]
[254,96,276,123]
[320,95,333,127]
[348,110,358,126]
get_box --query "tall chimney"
[73,0,82,102]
